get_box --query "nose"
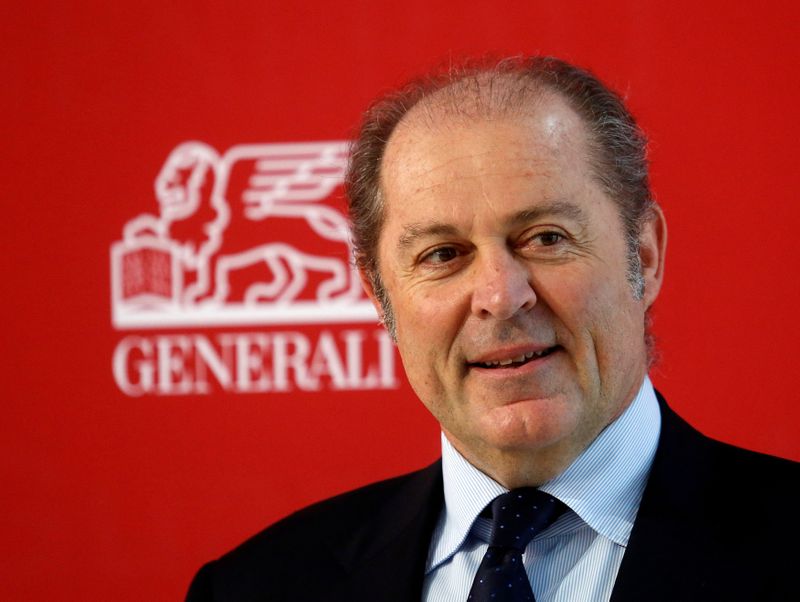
[470,249,537,320]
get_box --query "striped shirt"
[422,377,661,602]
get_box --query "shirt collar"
[427,377,661,571]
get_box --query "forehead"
[379,92,596,216]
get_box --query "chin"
[476,398,579,453]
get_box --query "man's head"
[349,57,656,330]
[346,56,666,486]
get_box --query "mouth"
[468,346,561,370]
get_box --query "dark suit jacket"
[186,395,799,601]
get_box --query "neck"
[443,377,646,488]
[444,434,582,488]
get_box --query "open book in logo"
[111,141,376,329]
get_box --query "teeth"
[480,349,550,368]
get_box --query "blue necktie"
[467,488,566,601]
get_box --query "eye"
[516,229,571,258]
[535,231,564,246]
[421,246,460,264]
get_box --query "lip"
[467,344,557,365]
[466,346,560,378]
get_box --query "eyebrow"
[398,223,460,249]
[511,199,589,227]
[396,199,589,250]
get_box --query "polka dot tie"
[467,488,566,601]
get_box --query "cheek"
[574,277,646,387]
[542,268,636,356]
[393,293,457,380]
[395,284,466,350]
[537,269,605,331]
[395,286,477,414]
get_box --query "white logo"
[110,142,396,397]
[110,141,374,329]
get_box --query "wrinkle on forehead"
[377,72,599,225]
[384,80,589,171]
[392,72,577,140]
[382,106,591,202]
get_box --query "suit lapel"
[610,393,715,602]
[325,461,444,601]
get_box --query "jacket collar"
[323,460,444,601]
[611,392,714,602]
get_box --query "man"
[186,56,798,601]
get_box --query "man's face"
[371,94,663,483]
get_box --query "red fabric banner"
[3,1,798,599]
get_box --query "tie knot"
[487,488,565,550]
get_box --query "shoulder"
[653,392,798,509]
[186,461,443,601]
[659,395,797,564]
[704,431,799,481]
[655,391,798,494]
[236,461,441,553]
[617,394,798,599]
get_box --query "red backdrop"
[3,1,798,600]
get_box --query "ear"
[357,264,385,321]
[638,204,667,308]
